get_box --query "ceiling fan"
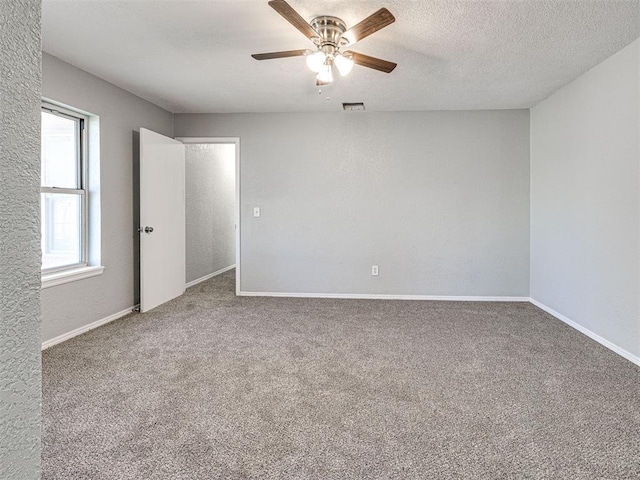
[252,0,397,86]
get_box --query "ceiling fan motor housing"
[311,16,348,56]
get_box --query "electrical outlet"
[253,207,260,217]
[372,265,379,276]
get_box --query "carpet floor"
[42,270,639,479]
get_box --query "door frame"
[176,137,241,295]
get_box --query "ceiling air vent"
[342,102,365,111]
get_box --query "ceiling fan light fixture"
[316,63,334,84]
[306,50,326,73]
[334,53,354,76]
[252,2,397,86]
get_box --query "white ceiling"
[42,0,640,113]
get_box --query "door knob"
[144,226,154,233]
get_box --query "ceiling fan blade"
[341,8,395,45]
[251,49,308,60]
[344,51,397,73]
[268,0,318,40]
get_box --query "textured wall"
[175,110,530,297]
[185,144,236,283]
[0,1,42,479]
[41,54,173,343]
[531,39,640,359]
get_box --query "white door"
[140,128,185,312]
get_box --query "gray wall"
[185,144,236,283]
[0,1,42,478]
[530,39,640,359]
[175,110,530,296]
[41,54,173,342]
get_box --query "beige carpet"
[42,269,640,479]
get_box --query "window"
[40,101,103,288]
[41,103,88,272]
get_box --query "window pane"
[41,193,82,270]
[41,110,79,188]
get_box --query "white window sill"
[41,265,105,289]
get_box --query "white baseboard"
[239,291,530,302]
[185,264,235,289]
[530,298,640,367]
[41,289,638,368]
[41,305,138,350]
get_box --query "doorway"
[177,137,240,295]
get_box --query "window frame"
[40,102,89,274]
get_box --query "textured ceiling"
[42,0,640,113]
